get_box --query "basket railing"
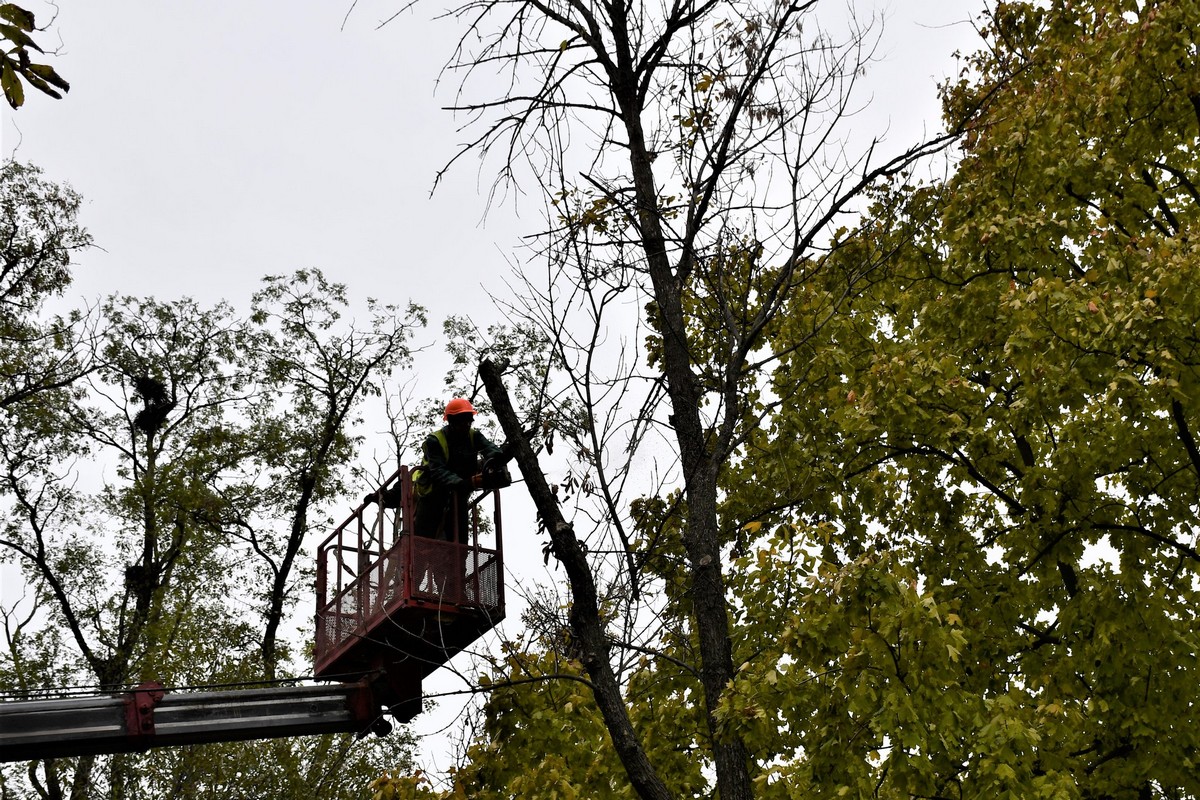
[314,467,504,675]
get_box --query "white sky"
[1,0,987,780]
[0,1,986,316]
[2,1,527,321]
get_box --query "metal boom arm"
[0,681,385,762]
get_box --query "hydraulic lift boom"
[0,680,388,763]
[1,462,508,764]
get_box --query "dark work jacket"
[421,425,502,491]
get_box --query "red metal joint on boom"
[123,682,166,746]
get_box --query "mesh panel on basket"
[411,538,466,603]
[477,558,499,608]
[379,550,403,607]
[321,610,358,651]
[335,588,357,615]
[461,551,500,608]
[327,586,364,648]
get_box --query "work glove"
[365,487,401,508]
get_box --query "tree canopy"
[0,161,427,798]
[394,1,1200,799]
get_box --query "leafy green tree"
[390,0,975,797]
[713,1,1200,798]
[0,276,426,799]
[0,294,271,797]
[400,1,1200,799]
[136,731,419,800]
[0,160,94,409]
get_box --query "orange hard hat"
[444,397,477,419]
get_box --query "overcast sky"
[3,1,526,320]
[1,0,988,777]
[3,1,987,317]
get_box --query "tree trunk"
[609,40,755,800]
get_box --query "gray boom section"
[0,682,382,762]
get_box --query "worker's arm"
[473,429,504,463]
[472,430,511,490]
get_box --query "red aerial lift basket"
[313,466,504,719]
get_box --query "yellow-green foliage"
[399,2,1200,798]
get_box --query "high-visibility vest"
[413,428,476,496]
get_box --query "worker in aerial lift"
[413,397,505,542]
